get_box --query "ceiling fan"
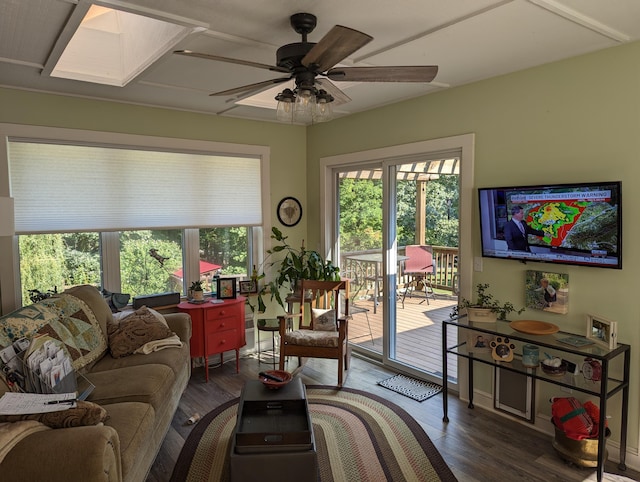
[175,13,438,122]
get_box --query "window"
[2,125,270,308]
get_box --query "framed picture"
[466,330,494,353]
[525,270,569,314]
[586,314,617,349]
[216,277,237,299]
[239,280,258,295]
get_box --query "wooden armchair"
[278,279,350,387]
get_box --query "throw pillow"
[0,401,108,428]
[107,306,174,358]
[311,308,337,331]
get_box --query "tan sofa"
[0,285,192,482]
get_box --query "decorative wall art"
[524,270,569,314]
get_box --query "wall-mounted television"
[478,181,622,269]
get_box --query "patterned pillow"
[107,306,174,358]
[0,304,60,348]
[0,295,107,373]
[311,308,337,331]
[0,401,107,428]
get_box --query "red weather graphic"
[526,201,585,247]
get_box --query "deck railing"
[340,245,459,296]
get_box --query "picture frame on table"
[466,330,494,353]
[586,314,617,349]
[216,277,237,299]
[239,280,258,295]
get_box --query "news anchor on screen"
[504,205,545,252]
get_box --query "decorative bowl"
[259,370,292,389]
[541,358,567,377]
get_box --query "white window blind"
[8,141,262,233]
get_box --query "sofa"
[0,284,192,482]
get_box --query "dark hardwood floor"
[148,354,639,482]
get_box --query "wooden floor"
[147,355,639,482]
[348,291,459,380]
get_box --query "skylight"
[50,5,197,87]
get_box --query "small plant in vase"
[450,283,524,322]
[189,280,204,301]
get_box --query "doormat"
[378,374,442,402]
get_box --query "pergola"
[339,158,460,245]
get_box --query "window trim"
[0,123,271,313]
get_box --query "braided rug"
[170,385,457,482]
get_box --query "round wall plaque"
[277,197,302,227]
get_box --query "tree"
[120,231,183,298]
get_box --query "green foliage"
[340,175,459,251]
[248,227,340,313]
[450,283,524,320]
[120,231,183,297]
[199,227,247,275]
[19,234,67,305]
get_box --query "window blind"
[8,141,262,233]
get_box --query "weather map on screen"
[478,182,622,269]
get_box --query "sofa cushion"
[107,307,174,358]
[103,402,155,481]
[0,401,108,428]
[64,285,114,338]
[85,364,174,410]
[90,340,189,378]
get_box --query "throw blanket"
[0,421,50,463]
[135,334,183,354]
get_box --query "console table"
[442,316,630,482]
[178,297,246,381]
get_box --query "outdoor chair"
[278,279,351,387]
[341,269,374,345]
[401,245,435,308]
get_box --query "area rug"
[378,374,443,402]
[170,385,457,482]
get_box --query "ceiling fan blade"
[327,66,439,83]
[175,50,290,74]
[209,77,291,96]
[302,25,373,72]
[316,78,351,105]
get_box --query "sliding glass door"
[334,157,460,386]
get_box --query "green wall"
[307,40,640,449]
[1,39,639,453]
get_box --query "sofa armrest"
[164,312,192,343]
[1,425,121,482]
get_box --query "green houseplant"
[189,280,204,301]
[450,283,524,321]
[249,227,340,313]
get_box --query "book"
[557,336,594,348]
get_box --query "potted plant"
[248,227,340,313]
[450,283,524,322]
[189,280,204,301]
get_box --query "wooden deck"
[347,291,459,382]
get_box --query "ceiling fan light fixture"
[313,89,334,123]
[293,86,316,124]
[275,88,295,122]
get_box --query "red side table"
[178,296,246,381]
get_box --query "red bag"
[551,397,594,440]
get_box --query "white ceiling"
[1,0,639,124]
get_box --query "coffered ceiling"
[1,0,639,124]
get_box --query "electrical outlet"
[473,257,483,272]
